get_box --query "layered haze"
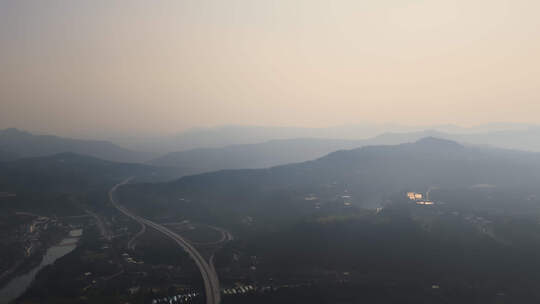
[1,0,540,138]
[4,2,540,303]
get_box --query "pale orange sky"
[1,0,540,137]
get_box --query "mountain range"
[119,137,540,221]
[148,127,540,174]
[0,128,153,163]
[5,125,540,180]
[117,123,538,153]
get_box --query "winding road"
[109,178,221,304]
[127,218,145,250]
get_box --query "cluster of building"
[304,195,318,201]
[151,282,326,303]
[25,216,51,234]
[122,252,144,264]
[151,292,199,304]
[406,192,434,206]
[21,215,55,257]
[222,285,255,295]
[407,192,423,200]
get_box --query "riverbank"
[0,229,82,304]
[0,224,67,290]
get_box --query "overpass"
[109,178,221,304]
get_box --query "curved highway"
[109,178,221,304]
[127,219,145,250]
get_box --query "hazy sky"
[1,0,540,137]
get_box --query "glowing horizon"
[1,0,540,137]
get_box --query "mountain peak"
[414,137,463,148]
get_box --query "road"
[209,225,234,243]
[109,178,221,304]
[127,218,146,250]
[84,209,111,241]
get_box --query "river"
[0,229,82,304]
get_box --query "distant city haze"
[1,0,540,138]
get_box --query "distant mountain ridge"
[149,138,365,174]
[123,123,537,153]
[120,137,540,219]
[147,131,453,174]
[147,128,540,176]
[0,128,153,162]
[6,125,540,178]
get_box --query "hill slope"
[0,153,183,215]
[148,131,456,174]
[0,153,182,193]
[120,138,540,220]
[148,128,540,175]
[149,138,365,173]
